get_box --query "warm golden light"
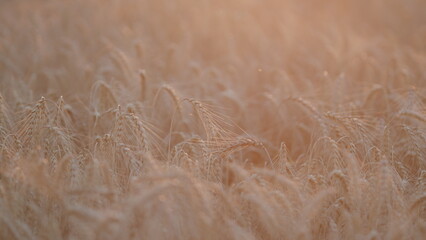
[0,0,425,239]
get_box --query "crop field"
[0,0,426,239]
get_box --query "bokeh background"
[1,0,426,239]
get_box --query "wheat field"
[0,0,426,239]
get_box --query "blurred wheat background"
[1,0,426,239]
